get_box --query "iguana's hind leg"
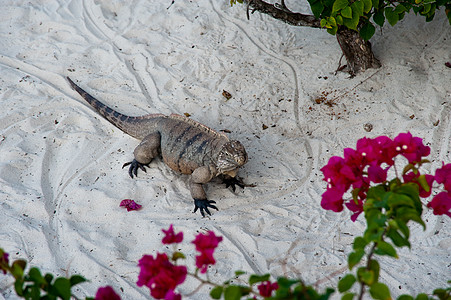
[123,132,161,178]
[190,166,218,217]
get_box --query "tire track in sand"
[208,1,315,199]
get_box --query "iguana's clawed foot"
[193,199,218,217]
[222,176,254,192]
[122,159,149,178]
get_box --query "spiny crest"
[169,114,229,140]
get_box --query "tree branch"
[245,0,321,28]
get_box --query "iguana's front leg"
[190,166,218,217]
[123,132,161,178]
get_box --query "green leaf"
[44,273,54,284]
[348,249,365,269]
[387,228,410,248]
[11,260,26,280]
[353,237,368,250]
[336,15,344,25]
[373,10,385,26]
[325,16,338,34]
[360,22,376,40]
[416,175,431,193]
[342,10,360,30]
[432,288,450,299]
[362,0,372,13]
[342,293,355,300]
[396,207,426,229]
[249,274,270,285]
[172,251,186,261]
[332,0,349,14]
[384,7,399,26]
[311,1,326,18]
[342,6,353,18]
[376,241,398,258]
[277,277,300,289]
[53,278,71,300]
[224,286,241,300]
[368,259,380,282]
[387,193,415,210]
[210,286,223,299]
[338,274,356,292]
[14,278,24,296]
[327,27,338,35]
[351,1,364,16]
[70,275,87,287]
[415,293,429,300]
[235,270,246,277]
[369,282,391,300]
[357,267,375,285]
[223,285,250,300]
[398,295,414,300]
[28,267,45,284]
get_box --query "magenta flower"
[321,186,345,212]
[162,225,183,245]
[367,164,387,183]
[435,163,451,191]
[393,132,430,163]
[321,156,357,189]
[0,251,9,274]
[192,231,223,273]
[427,192,451,217]
[257,281,279,297]
[345,198,364,222]
[95,286,121,300]
[164,290,182,300]
[355,136,397,166]
[120,199,142,211]
[137,253,187,299]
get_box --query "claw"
[222,176,246,192]
[193,199,218,217]
[122,159,149,178]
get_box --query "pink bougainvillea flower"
[0,251,9,274]
[162,224,183,245]
[321,156,356,190]
[321,185,346,212]
[120,199,142,211]
[368,164,387,184]
[194,251,215,273]
[192,231,223,273]
[95,286,121,300]
[164,290,182,300]
[427,192,451,217]
[356,137,381,165]
[435,162,451,191]
[403,172,434,198]
[257,281,279,298]
[373,135,397,165]
[345,198,364,222]
[393,132,430,163]
[137,253,187,299]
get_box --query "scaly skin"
[67,77,248,216]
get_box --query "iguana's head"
[217,140,248,175]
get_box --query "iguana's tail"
[67,77,162,139]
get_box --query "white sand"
[0,1,450,299]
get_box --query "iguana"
[67,77,248,217]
